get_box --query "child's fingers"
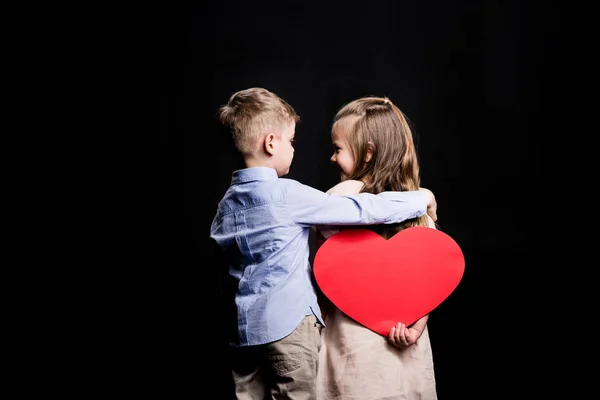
[390,324,401,343]
[399,324,409,345]
[390,323,411,347]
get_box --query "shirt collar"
[231,167,278,184]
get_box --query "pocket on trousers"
[267,318,307,376]
[269,353,301,376]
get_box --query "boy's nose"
[330,154,335,162]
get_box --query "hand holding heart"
[313,226,465,336]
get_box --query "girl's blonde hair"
[332,96,430,238]
[217,87,300,156]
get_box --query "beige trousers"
[230,315,323,400]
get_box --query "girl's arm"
[388,314,429,348]
[408,314,429,337]
[388,216,438,347]
[388,216,437,348]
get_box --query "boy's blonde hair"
[217,87,300,156]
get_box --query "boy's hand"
[419,188,437,222]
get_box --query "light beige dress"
[316,180,438,400]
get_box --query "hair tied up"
[382,97,391,105]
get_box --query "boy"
[210,87,437,400]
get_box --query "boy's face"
[273,121,296,177]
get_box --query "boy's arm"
[285,180,436,227]
[419,188,437,222]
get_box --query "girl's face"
[330,127,355,181]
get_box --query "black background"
[142,1,564,398]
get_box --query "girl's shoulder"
[326,180,364,195]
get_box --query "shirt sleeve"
[283,179,427,228]
[318,180,365,238]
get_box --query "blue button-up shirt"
[210,167,426,347]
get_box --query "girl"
[316,96,438,400]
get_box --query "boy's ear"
[365,141,374,162]
[264,133,276,155]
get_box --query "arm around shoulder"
[419,188,437,222]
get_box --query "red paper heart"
[314,226,465,336]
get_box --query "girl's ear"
[365,141,374,162]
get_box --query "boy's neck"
[244,155,273,170]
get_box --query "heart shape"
[314,226,465,336]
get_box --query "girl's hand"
[388,322,420,349]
